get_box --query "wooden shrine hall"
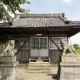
[0,13,80,63]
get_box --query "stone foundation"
[0,55,18,80]
[60,62,80,80]
[62,54,77,62]
[60,54,80,80]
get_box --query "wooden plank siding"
[49,37,67,63]
[16,50,30,62]
[14,32,68,63]
[49,49,61,63]
[15,38,30,62]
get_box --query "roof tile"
[11,13,66,27]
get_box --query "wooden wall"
[15,38,30,63]
[49,50,61,63]
[16,50,30,62]
[15,32,68,63]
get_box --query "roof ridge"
[19,13,65,18]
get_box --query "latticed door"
[31,37,48,59]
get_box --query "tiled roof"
[68,21,80,26]
[11,13,68,28]
[0,13,80,28]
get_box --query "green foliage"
[74,44,80,57]
[0,3,12,24]
[1,0,30,13]
[75,47,80,57]
[0,0,30,25]
[73,44,79,50]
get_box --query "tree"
[0,0,30,25]
[73,44,79,50]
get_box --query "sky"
[21,0,80,45]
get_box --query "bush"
[73,44,79,50]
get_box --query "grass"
[75,48,80,58]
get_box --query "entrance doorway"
[31,37,49,62]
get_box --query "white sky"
[62,0,73,4]
[69,32,80,45]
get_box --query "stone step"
[28,67,51,70]
[17,63,58,80]
[26,69,51,73]
[27,63,52,73]
[29,62,50,64]
[29,63,51,65]
[28,63,52,67]
[28,65,52,67]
